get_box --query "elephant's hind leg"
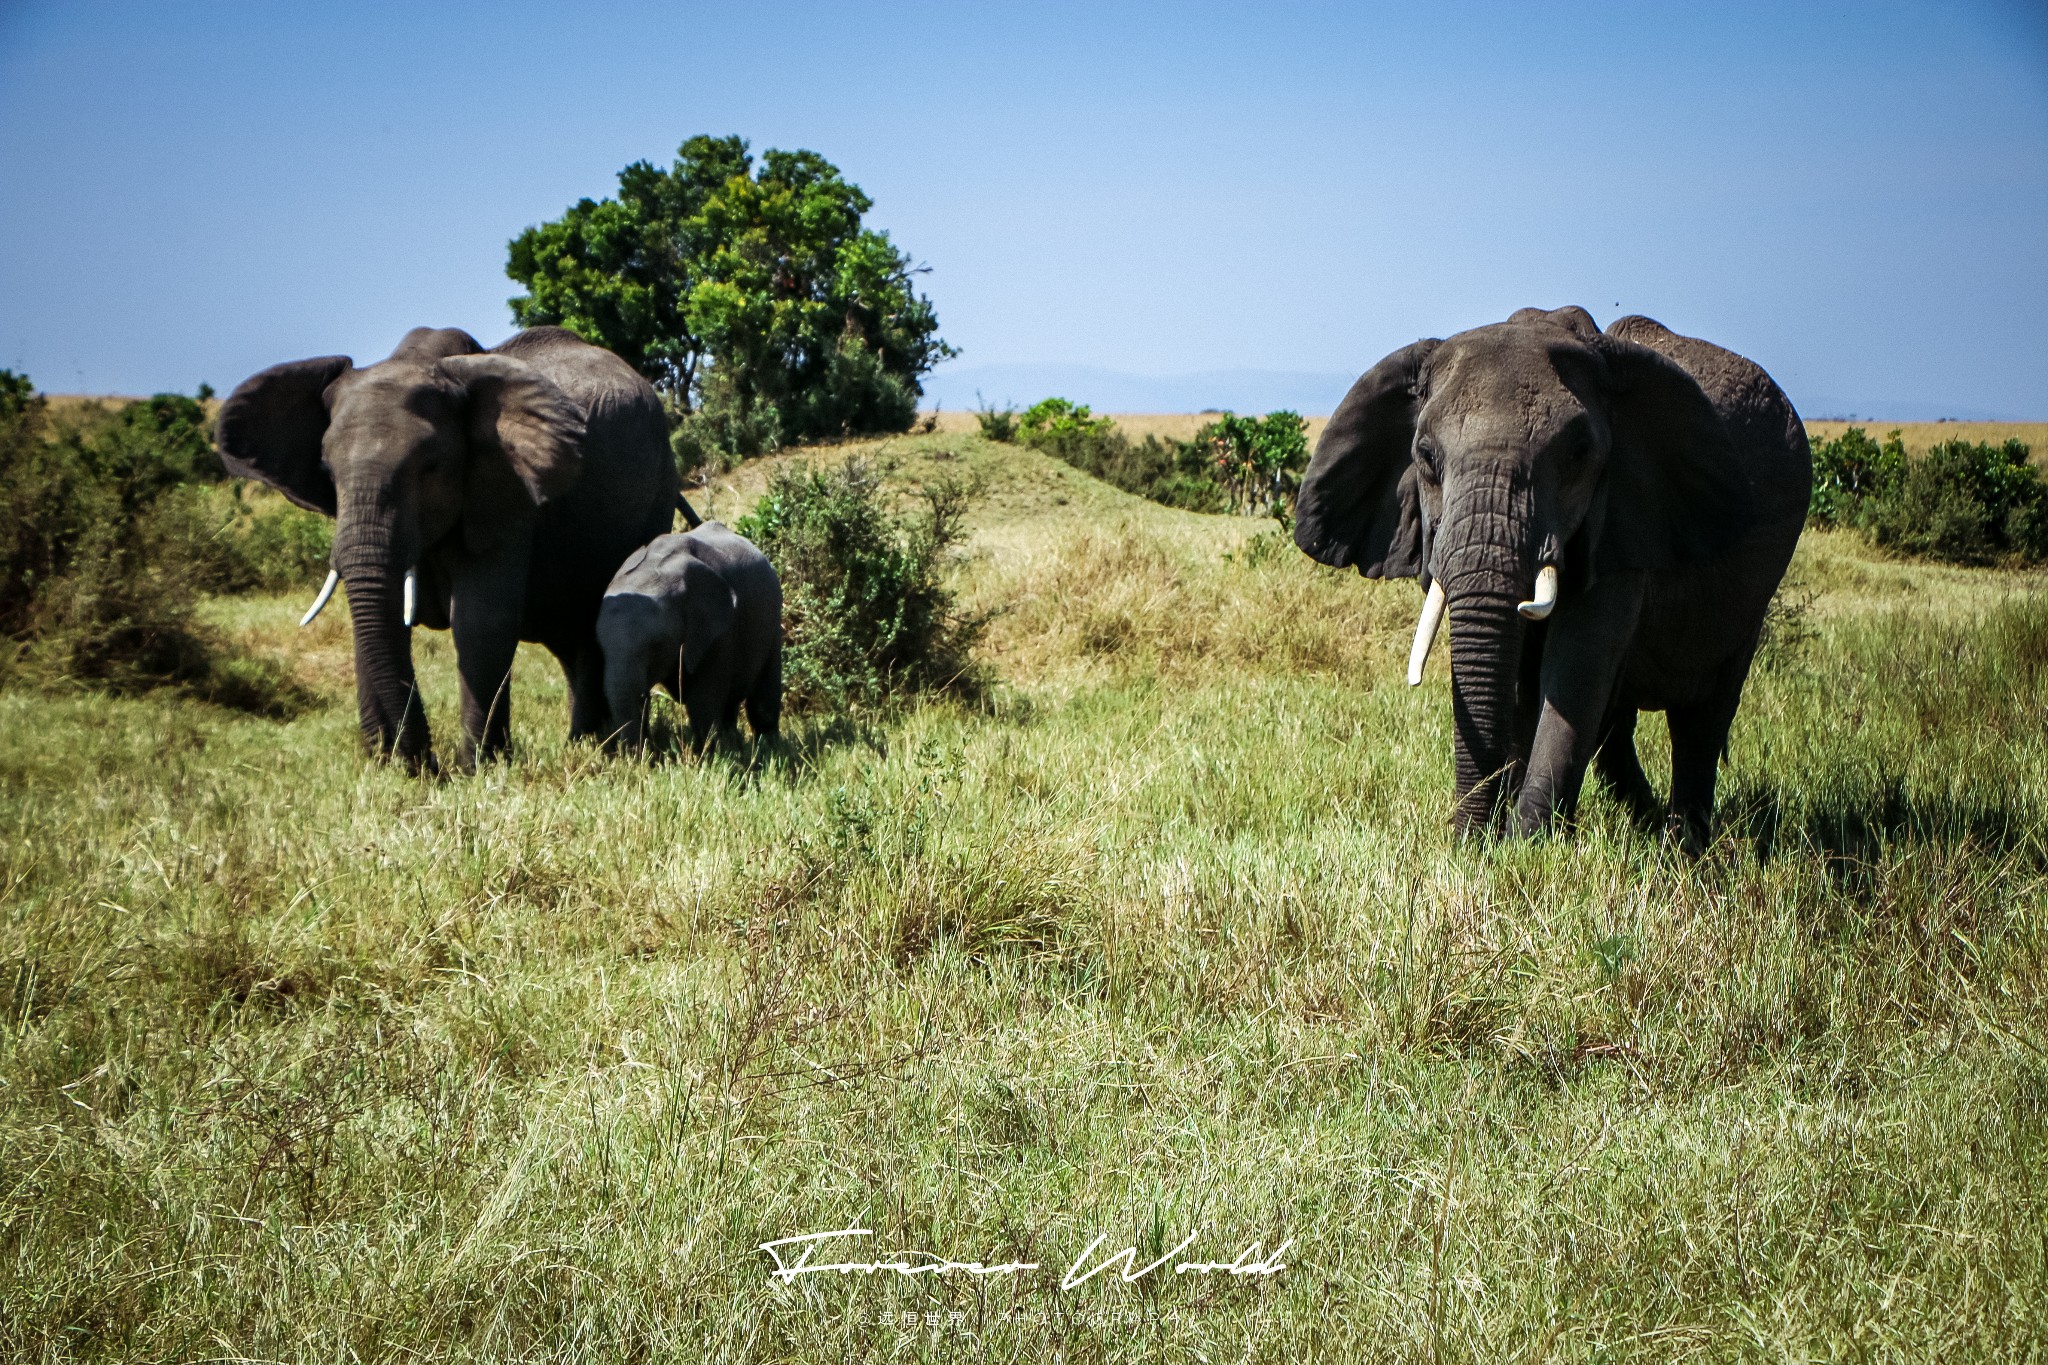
[1664,659,1753,854]
[745,644,782,739]
[563,628,611,742]
[1593,709,1663,829]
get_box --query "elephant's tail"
[676,494,703,529]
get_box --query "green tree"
[506,136,953,466]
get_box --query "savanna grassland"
[3,428,2046,1362]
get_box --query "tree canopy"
[506,136,952,459]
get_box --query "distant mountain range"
[919,365,2030,422]
[1789,396,2028,423]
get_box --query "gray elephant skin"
[1293,307,1810,848]
[597,522,783,753]
[217,325,677,770]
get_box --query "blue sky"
[1,0,2044,416]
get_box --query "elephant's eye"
[1415,440,1440,476]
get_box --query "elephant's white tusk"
[403,569,417,628]
[1407,580,1448,687]
[299,569,340,628]
[1518,564,1559,622]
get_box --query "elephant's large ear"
[215,356,353,514]
[1591,336,1752,573]
[1293,339,1439,577]
[438,354,585,551]
[677,556,737,674]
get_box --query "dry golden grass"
[1800,420,2047,457]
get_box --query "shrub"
[1809,426,2048,565]
[1014,397,1225,513]
[973,394,1018,443]
[736,457,989,713]
[0,373,313,714]
[1189,410,1310,521]
[1017,397,1115,444]
[1860,437,2048,564]
[1809,426,1906,525]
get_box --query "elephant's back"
[495,329,679,632]
[1606,316,1811,535]
[684,525,782,682]
[1607,317,1811,712]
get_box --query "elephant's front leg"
[1517,575,1643,835]
[447,544,530,767]
[564,624,611,742]
[595,596,668,756]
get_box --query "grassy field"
[4,429,2046,1362]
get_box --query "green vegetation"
[1006,399,1313,521]
[1190,409,1310,520]
[972,393,1018,442]
[506,136,954,477]
[1011,397,1225,513]
[735,456,987,714]
[2,428,2044,1360]
[0,373,322,712]
[1810,425,2048,564]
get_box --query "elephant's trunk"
[1447,592,1526,834]
[333,506,432,771]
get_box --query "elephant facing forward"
[1293,307,1810,849]
[217,325,678,770]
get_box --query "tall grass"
[1,432,2043,1361]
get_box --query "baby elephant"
[597,522,782,753]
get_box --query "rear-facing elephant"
[1293,307,1810,849]
[597,521,783,754]
[217,325,678,770]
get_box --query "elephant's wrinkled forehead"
[326,365,459,438]
[1421,327,1598,454]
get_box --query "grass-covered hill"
[3,429,2045,1361]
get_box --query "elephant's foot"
[1451,762,1524,838]
[452,735,513,773]
[1662,809,1713,858]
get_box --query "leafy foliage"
[1189,410,1310,520]
[1014,397,1224,513]
[973,395,1018,442]
[507,136,954,475]
[1017,397,1115,444]
[736,457,987,713]
[1013,399,1312,520]
[1809,426,1906,526]
[0,375,313,713]
[1810,426,2048,564]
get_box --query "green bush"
[1809,426,2048,565]
[736,457,989,713]
[1189,410,1310,521]
[0,373,312,714]
[1809,426,1906,526]
[1014,397,1225,514]
[973,395,1018,442]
